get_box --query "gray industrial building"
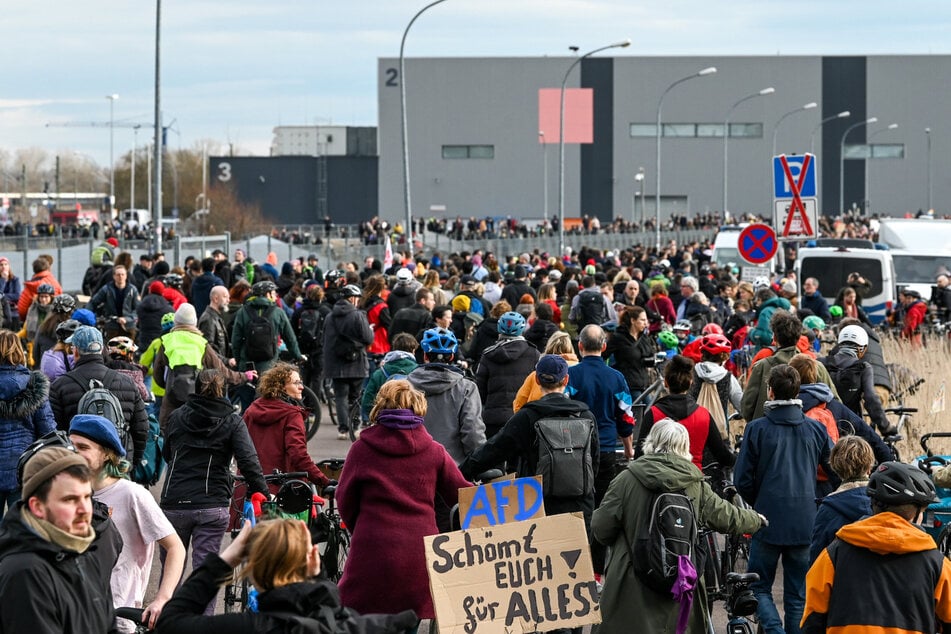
[377,55,948,224]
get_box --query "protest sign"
[457,476,545,529]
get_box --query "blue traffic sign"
[773,153,817,199]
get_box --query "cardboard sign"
[458,476,545,529]
[425,513,600,634]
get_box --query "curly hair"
[257,363,298,400]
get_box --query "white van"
[711,225,777,278]
[878,218,951,298]
[795,245,896,324]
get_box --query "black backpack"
[575,289,607,328]
[297,308,324,354]
[832,360,868,413]
[534,414,595,498]
[245,305,277,362]
[629,485,702,596]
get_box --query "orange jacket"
[17,270,62,320]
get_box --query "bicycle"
[315,458,351,582]
[916,432,951,558]
[719,572,760,634]
[115,607,151,633]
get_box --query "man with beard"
[198,286,234,366]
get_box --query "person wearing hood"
[385,268,421,314]
[734,364,834,634]
[593,419,764,634]
[188,258,224,317]
[321,285,374,440]
[162,370,269,614]
[136,281,173,352]
[337,380,470,620]
[748,288,792,354]
[513,331,578,412]
[827,317,891,407]
[688,330,742,426]
[820,324,890,435]
[360,333,418,417]
[475,311,540,439]
[802,461,951,634]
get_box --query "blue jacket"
[189,272,223,317]
[798,382,892,464]
[567,355,634,452]
[734,400,833,545]
[0,365,55,491]
[809,485,871,563]
[800,292,831,321]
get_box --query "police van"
[878,218,951,299]
[795,244,895,324]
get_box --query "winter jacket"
[808,483,871,563]
[407,363,485,464]
[188,272,222,317]
[466,317,500,364]
[800,292,832,321]
[364,296,391,355]
[646,296,676,333]
[741,344,838,421]
[0,502,119,634]
[828,324,891,391]
[461,392,599,517]
[566,355,635,452]
[524,318,559,352]
[592,452,762,634]
[501,280,536,307]
[0,365,55,492]
[89,282,140,327]
[49,354,149,464]
[748,296,791,352]
[161,394,268,509]
[822,351,888,432]
[243,396,330,489]
[798,382,892,464]
[136,292,172,351]
[198,305,229,359]
[40,347,73,383]
[604,327,656,392]
[17,270,61,321]
[734,400,833,545]
[513,352,578,412]
[475,337,540,439]
[689,361,742,420]
[635,393,734,469]
[361,351,417,414]
[385,283,418,314]
[1,275,22,321]
[337,414,471,619]
[387,304,434,345]
[321,300,374,380]
[231,295,302,373]
[802,512,951,634]
[156,551,418,634]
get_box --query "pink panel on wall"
[538,88,593,144]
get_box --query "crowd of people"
[0,224,949,634]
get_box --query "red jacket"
[903,300,927,338]
[18,270,62,320]
[242,396,328,490]
[365,296,391,354]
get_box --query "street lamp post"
[655,66,717,250]
[840,117,878,214]
[558,39,631,256]
[926,128,933,211]
[107,94,119,216]
[634,167,645,227]
[399,0,449,253]
[810,110,850,154]
[771,101,818,158]
[723,86,774,214]
[865,123,898,215]
[130,125,140,211]
[152,0,162,254]
[539,131,548,224]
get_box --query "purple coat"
[337,410,471,618]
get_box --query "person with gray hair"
[593,419,765,634]
[675,276,699,321]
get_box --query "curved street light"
[810,110,850,154]
[926,127,933,211]
[865,123,898,216]
[655,66,717,249]
[107,94,119,216]
[723,86,774,213]
[557,39,631,256]
[771,101,817,158]
[840,117,878,213]
[400,0,450,250]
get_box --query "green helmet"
[803,315,826,331]
[161,312,176,332]
[829,305,843,319]
[657,330,679,349]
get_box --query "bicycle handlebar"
[233,470,312,484]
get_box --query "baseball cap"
[548,269,562,281]
[65,326,103,354]
[535,354,569,385]
[460,275,477,287]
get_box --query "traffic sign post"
[737,223,778,266]
[773,153,819,241]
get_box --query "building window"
[630,123,762,138]
[442,145,494,159]
[844,143,905,159]
[729,123,763,138]
[696,124,724,138]
[630,124,656,137]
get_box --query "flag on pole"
[383,234,393,270]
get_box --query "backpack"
[533,415,595,498]
[575,289,607,328]
[696,381,727,439]
[630,486,702,596]
[804,402,839,482]
[131,413,165,486]
[688,310,709,335]
[70,376,129,449]
[166,365,199,404]
[297,308,324,354]
[466,294,484,317]
[831,361,868,414]
[332,334,362,362]
[245,305,277,362]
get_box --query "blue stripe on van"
[863,301,887,324]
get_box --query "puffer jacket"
[40,347,73,383]
[385,283,418,314]
[604,327,656,392]
[0,365,55,491]
[475,337,540,439]
[321,300,374,380]
[162,394,268,509]
[17,270,61,321]
[136,292,172,351]
[407,363,485,464]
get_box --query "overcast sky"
[4,1,951,169]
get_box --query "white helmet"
[838,324,869,347]
[753,276,771,291]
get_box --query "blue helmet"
[497,311,527,336]
[421,327,458,355]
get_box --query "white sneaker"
[337,432,349,441]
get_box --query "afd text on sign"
[773,153,816,199]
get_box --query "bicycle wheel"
[322,522,351,582]
[938,526,951,560]
[302,385,321,440]
[324,380,338,427]
[347,398,362,442]
[223,577,249,613]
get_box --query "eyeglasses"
[289,380,304,386]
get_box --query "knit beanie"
[451,295,471,312]
[174,303,198,327]
[21,447,88,500]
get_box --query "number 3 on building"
[217,162,232,182]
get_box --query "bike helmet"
[752,276,771,291]
[16,430,77,486]
[803,315,826,332]
[497,311,527,336]
[829,305,843,319]
[673,319,692,333]
[701,323,724,336]
[340,284,362,298]
[108,336,138,357]
[51,293,76,314]
[163,273,184,289]
[700,333,732,356]
[37,283,55,296]
[657,330,679,350]
[161,312,176,333]
[324,269,344,288]
[251,280,278,297]
[420,327,458,355]
[55,319,80,343]
[837,324,869,347]
[867,461,938,506]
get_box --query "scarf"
[839,346,859,359]
[21,510,95,554]
[375,408,424,430]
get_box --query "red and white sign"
[773,154,818,240]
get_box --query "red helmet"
[702,323,724,336]
[700,333,732,356]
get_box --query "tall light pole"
[840,117,877,213]
[558,39,631,256]
[926,127,933,211]
[399,0,449,251]
[152,0,163,254]
[106,94,119,216]
[634,167,645,227]
[130,124,141,211]
[539,131,548,224]
[771,101,817,158]
[810,110,850,154]
[655,66,717,250]
[723,86,774,214]
[865,123,898,216]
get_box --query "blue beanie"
[69,414,126,458]
[72,308,97,326]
